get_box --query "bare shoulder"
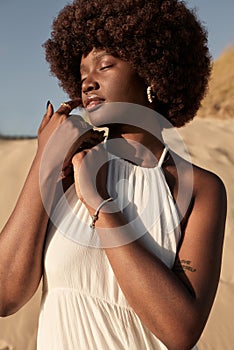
[191,163,227,203]
[164,152,227,229]
[177,158,227,245]
[168,150,227,201]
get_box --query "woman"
[0,1,226,349]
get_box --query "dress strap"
[158,145,169,168]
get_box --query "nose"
[82,74,100,94]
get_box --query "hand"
[37,100,105,179]
[72,143,110,213]
[61,128,106,178]
[37,100,81,154]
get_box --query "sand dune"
[0,118,233,349]
[180,118,234,350]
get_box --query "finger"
[61,164,74,178]
[78,132,106,150]
[67,129,105,156]
[79,129,106,145]
[55,98,82,116]
[72,150,88,169]
[62,148,87,179]
[72,146,109,204]
[38,101,54,132]
[46,101,54,117]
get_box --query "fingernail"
[46,100,51,109]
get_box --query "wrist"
[83,193,111,216]
[35,147,64,182]
[90,197,114,230]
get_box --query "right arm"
[0,153,50,316]
[0,102,62,316]
[0,101,102,316]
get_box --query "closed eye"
[100,64,113,71]
[80,77,86,85]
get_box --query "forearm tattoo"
[174,260,197,273]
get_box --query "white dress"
[37,147,198,349]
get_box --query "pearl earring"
[147,86,154,103]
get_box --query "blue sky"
[0,0,233,136]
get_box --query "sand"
[0,118,233,349]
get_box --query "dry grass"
[197,46,234,119]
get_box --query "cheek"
[122,71,146,99]
[124,79,147,104]
[102,70,146,104]
[118,78,143,100]
[104,79,130,100]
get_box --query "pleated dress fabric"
[37,147,198,350]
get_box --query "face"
[80,48,150,111]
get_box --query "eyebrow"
[94,52,112,61]
[80,52,113,71]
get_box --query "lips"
[84,95,105,110]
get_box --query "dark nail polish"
[46,100,51,109]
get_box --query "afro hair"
[44,0,211,127]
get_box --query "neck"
[106,124,165,168]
